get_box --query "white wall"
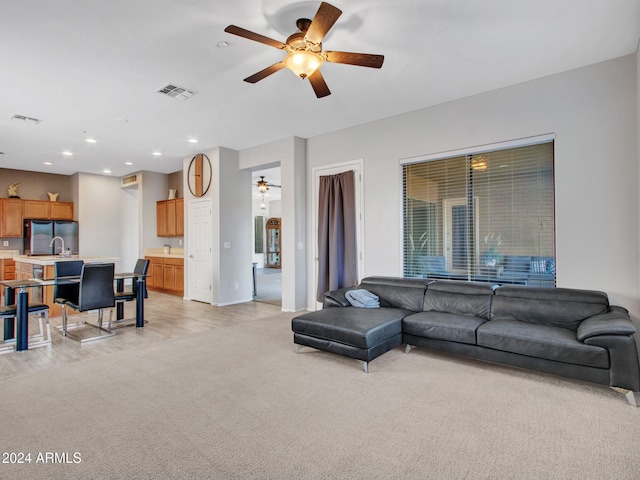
[306,54,639,313]
[73,172,124,271]
[120,186,139,271]
[139,171,169,254]
[182,147,252,306]
[239,137,307,311]
[218,147,253,305]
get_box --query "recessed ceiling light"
[124,162,133,166]
[116,118,128,123]
[62,151,73,156]
[217,41,230,48]
[85,138,97,143]
[103,169,111,174]
[188,138,198,143]
[152,152,162,156]
[43,162,53,165]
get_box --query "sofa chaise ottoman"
[292,277,427,372]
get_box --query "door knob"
[189,255,194,258]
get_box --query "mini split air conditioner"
[121,174,139,189]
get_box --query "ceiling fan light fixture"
[470,155,488,171]
[284,51,323,79]
[257,176,269,193]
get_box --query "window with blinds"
[402,141,555,287]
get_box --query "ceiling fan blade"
[324,51,384,68]
[308,70,331,98]
[224,25,286,49]
[244,62,286,83]
[305,2,343,45]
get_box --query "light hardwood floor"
[0,291,283,380]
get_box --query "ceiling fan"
[256,176,281,193]
[224,1,384,98]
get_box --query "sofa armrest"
[323,286,357,308]
[576,307,636,341]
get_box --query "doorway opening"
[252,166,282,306]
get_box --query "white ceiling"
[1,0,639,178]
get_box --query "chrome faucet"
[49,236,66,256]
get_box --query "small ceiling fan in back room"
[256,176,281,193]
[224,1,384,98]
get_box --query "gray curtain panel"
[316,170,358,302]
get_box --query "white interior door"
[188,198,212,303]
[312,159,364,309]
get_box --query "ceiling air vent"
[12,114,42,124]
[157,84,198,101]
[121,174,139,189]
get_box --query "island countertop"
[13,255,121,266]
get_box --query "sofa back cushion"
[423,281,495,320]
[359,276,428,312]
[491,286,609,330]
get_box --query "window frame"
[400,133,556,285]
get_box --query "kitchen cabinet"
[163,258,184,293]
[0,258,16,305]
[0,198,23,237]
[156,202,168,237]
[146,256,165,289]
[176,198,184,236]
[23,200,50,219]
[0,259,16,281]
[14,200,74,224]
[145,256,184,296]
[50,202,74,220]
[1,199,74,238]
[156,199,184,237]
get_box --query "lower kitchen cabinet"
[145,256,184,296]
[0,258,16,305]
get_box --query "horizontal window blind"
[403,141,555,287]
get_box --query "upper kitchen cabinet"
[176,198,184,237]
[23,200,74,220]
[156,198,184,237]
[0,198,23,237]
[23,200,49,219]
[50,202,74,220]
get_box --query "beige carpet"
[1,312,639,480]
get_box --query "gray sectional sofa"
[291,276,640,406]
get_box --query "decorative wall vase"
[168,189,177,200]
[47,192,59,202]
[8,182,21,198]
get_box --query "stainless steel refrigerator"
[23,219,79,256]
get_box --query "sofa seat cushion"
[477,319,609,368]
[403,311,487,345]
[292,307,409,349]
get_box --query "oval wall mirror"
[188,153,212,197]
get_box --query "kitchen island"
[12,255,121,317]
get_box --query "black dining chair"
[0,301,50,353]
[53,260,84,315]
[113,259,149,328]
[56,263,116,343]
